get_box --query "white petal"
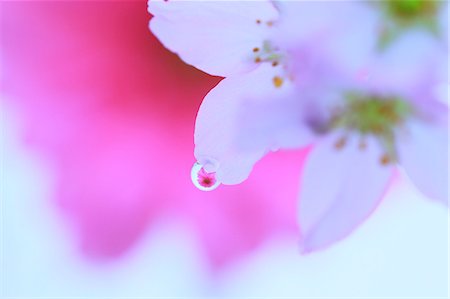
[368,31,446,95]
[398,121,449,204]
[148,0,279,77]
[236,90,315,152]
[194,64,293,185]
[275,1,378,73]
[298,135,393,253]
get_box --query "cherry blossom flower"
[148,0,448,252]
[148,0,279,77]
[295,29,448,252]
[149,0,379,184]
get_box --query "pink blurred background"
[1,0,305,269]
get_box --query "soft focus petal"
[236,94,315,152]
[398,121,449,204]
[366,31,446,96]
[148,0,278,76]
[276,1,378,74]
[298,135,393,253]
[195,64,291,184]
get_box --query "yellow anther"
[380,154,391,165]
[334,137,347,150]
[273,76,283,88]
[253,47,260,53]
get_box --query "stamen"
[359,140,367,150]
[334,137,347,150]
[380,154,392,165]
[256,19,262,24]
[253,47,260,53]
[255,57,262,63]
[271,61,279,67]
[273,76,283,88]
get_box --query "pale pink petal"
[148,0,278,76]
[275,1,378,74]
[298,135,393,253]
[319,3,379,75]
[367,31,445,96]
[397,121,449,204]
[194,64,293,184]
[236,94,315,152]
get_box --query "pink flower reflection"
[197,168,217,189]
[1,1,305,269]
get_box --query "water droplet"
[191,162,220,191]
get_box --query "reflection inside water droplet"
[191,162,221,191]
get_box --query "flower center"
[252,40,289,88]
[332,94,412,134]
[252,41,283,65]
[330,93,414,164]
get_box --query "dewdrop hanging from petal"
[191,162,220,191]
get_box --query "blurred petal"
[148,0,278,76]
[195,64,291,184]
[298,135,393,253]
[237,95,315,151]
[368,31,445,95]
[276,1,378,74]
[398,121,449,204]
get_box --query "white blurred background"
[2,102,448,298]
